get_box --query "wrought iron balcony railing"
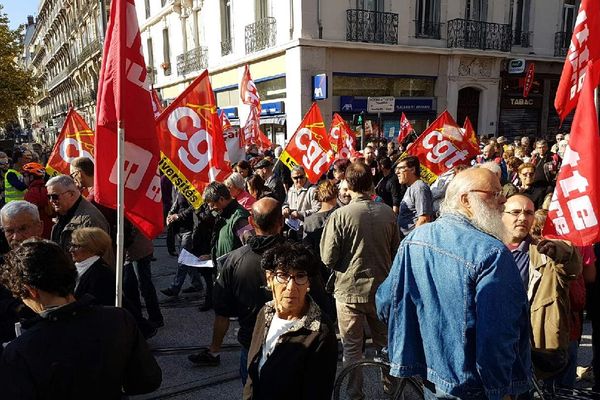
[554,31,570,57]
[221,38,233,56]
[512,30,532,47]
[78,39,102,64]
[414,20,442,39]
[346,9,398,45]
[447,19,512,52]
[176,47,208,76]
[245,17,276,54]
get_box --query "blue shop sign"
[340,96,435,113]
[260,101,285,116]
[218,107,238,119]
[313,74,327,100]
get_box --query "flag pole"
[115,120,125,308]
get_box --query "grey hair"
[0,200,40,225]
[46,175,78,191]
[292,165,305,175]
[478,161,501,178]
[224,172,246,190]
[439,168,481,216]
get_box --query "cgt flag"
[543,62,600,246]
[462,117,481,156]
[329,113,356,159]
[156,70,231,209]
[279,103,334,184]
[151,89,164,119]
[404,110,471,184]
[46,108,95,177]
[397,112,414,145]
[95,0,163,239]
[554,0,600,121]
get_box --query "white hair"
[439,169,480,216]
[478,161,501,178]
[224,172,246,190]
[0,200,40,225]
[46,174,78,191]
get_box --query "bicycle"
[333,353,424,400]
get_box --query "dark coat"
[243,299,338,400]
[0,295,161,400]
[74,258,115,306]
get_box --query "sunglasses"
[47,191,72,201]
[292,176,306,180]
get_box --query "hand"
[537,239,557,259]
[166,214,179,225]
[199,254,211,261]
[282,208,291,218]
[290,210,300,219]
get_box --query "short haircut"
[71,227,112,257]
[398,155,420,173]
[261,241,318,277]
[333,158,350,173]
[530,209,548,240]
[291,165,306,176]
[316,180,338,203]
[251,198,282,232]
[1,238,77,298]
[236,160,251,171]
[224,172,246,190]
[378,157,393,170]
[535,139,548,147]
[71,157,94,177]
[46,175,78,191]
[0,200,40,225]
[203,182,231,203]
[246,174,265,195]
[518,162,535,174]
[345,162,373,193]
[507,156,524,171]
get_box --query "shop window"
[332,75,435,97]
[465,0,488,21]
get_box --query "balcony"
[447,19,511,52]
[245,17,277,54]
[512,30,533,48]
[221,38,233,56]
[414,20,442,40]
[176,47,208,76]
[346,9,398,45]
[554,31,570,57]
[78,39,102,64]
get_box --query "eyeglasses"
[396,166,409,172]
[291,176,306,180]
[469,189,504,199]
[70,170,80,179]
[273,271,309,286]
[504,210,535,218]
[69,243,83,251]
[47,191,72,201]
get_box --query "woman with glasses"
[517,162,553,209]
[243,242,338,400]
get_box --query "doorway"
[457,87,481,131]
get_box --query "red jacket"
[24,179,53,239]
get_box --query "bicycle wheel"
[333,360,424,400]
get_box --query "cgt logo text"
[294,128,331,176]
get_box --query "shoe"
[149,319,164,328]
[188,349,220,366]
[182,286,202,294]
[160,288,179,297]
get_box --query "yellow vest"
[4,169,25,203]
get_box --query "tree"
[0,5,35,126]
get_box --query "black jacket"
[213,234,284,348]
[0,295,162,399]
[243,299,338,400]
[74,258,115,306]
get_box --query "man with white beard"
[377,168,532,400]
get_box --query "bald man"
[502,194,581,382]
[377,168,532,400]
[188,197,283,381]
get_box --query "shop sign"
[341,96,435,113]
[501,96,542,108]
[508,59,526,74]
[219,107,238,119]
[367,97,395,113]
[312,74,327,100]
[259,101,285,116]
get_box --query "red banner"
[329,113,356,159]
[46,108,95,177]
[156,70,231,209]
[543,62,600,246]
[240,64,261,111]
[151,89,164,119]
[94,0,163,239]
[397,112,413,144]
[279,103,333,184]
[241,107,272,151]
[523,63,535,98]
[462,117,480,155]
[554,0,600,121]
[405,110,472,184]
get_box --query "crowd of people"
[0,130,597,400]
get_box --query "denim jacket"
[376,213,532,400]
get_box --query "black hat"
[254,159,273,169]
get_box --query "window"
[332,75,435,97]
[510,0,531,46]
[561,0,576,33]
[415,0,440,39]
[162,28,171,75]
[465,0,487,21]
[145,0,150,19]
[255,0,271,20]
[147,38,154,68]
[356,0,384,11]
[221,0,232,43]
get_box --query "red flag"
[279,103,334,184]
[240,64,261,111]
[543,62,600,246]
[94,0,163,239]
[329,113,356,159]
[462,117,481,155]
[46,108,95,177]
[241,107,272,151]
[523,63,535,98]
[156,70,231,209]
[151,89,164,119]
[397,112,414,144]
[405,110,470,184]
[554,0,600,121]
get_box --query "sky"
[2,0,41,30]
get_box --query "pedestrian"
[22,162,53,239]
[395,155,433,237]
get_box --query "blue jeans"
[123,255,163,323]
[240,347,249,386]
[170,264,202,293]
